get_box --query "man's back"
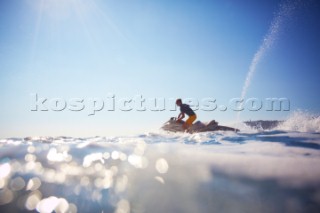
[180,104,195,116]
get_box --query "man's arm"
[177,112,185,121]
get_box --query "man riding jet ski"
[162,99,239,133]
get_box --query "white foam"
[277,110,320,133]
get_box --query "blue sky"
[0,0,319,137]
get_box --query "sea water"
[0,112,320,213]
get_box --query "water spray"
[237,0,300,121]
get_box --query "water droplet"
[25,153,37,162]
[155,158,169,174]
[103,152,110,159]
[128,155,148,169]
[27,145,36,153]
[36,196,59,213]
[112,151,120,160]
[55,198,69,213]
[119,153,127,161]
[26,177,42,191]
[115,199,130,213]
[68,203,77,213]
[25,191,42,210]
[0,189,14,205]
[0,163,11,178]
[80,176,90,187]
[154,176,165,184]
[83,153,104,167]
[115,175,128,193]
[0,178,6,189]
[10,176,25,191]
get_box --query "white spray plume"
[237,0,300,120]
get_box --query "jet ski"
[161,117,239,133]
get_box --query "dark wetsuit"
[180,104,195,116]
[180,104,196,126]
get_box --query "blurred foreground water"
[1,127,320,213]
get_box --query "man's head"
[176,98,182,106]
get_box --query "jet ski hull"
[161,118,239,133]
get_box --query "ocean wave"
[276,110,320,133]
